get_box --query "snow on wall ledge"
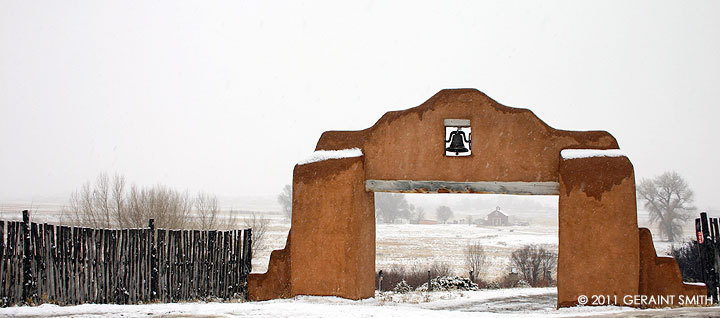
[561,149,625,160]
[298,148,363,165]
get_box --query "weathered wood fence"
[0,210,252,307]
[695,211,719,303]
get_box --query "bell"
[445,130,470,154]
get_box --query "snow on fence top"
[560,149,625,160]
[298,148,363,165]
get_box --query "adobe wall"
[638,228,707,307]
[247,239,291,300]
[316,89,618,183]
[288,157,375,299]
[248,89,705,308]
[558,155,640,307]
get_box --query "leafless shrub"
[242,212,268,253]
[128,184,193,229]
[376,265,405,291]
[66,173,128,228]
[495,272,521,288]
[510,244,557,287]
[376,261,453,291]
[465,241,487,277]
[671,241,704,283]
[64,173,235,230]
[377,264,426,291]
[195,192,219,230]
[429,261,451,278]
[473,277,493,289]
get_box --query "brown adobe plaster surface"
[293,153,364,184]
[316,89,619,183]
[316,89,616,151]
[248,238,291,300]
[638,228,706,307]
[288,157,375,299]
[558,156,640,308]
[560,156,634,201]
[315,130,365,152]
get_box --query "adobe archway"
[248,89,705,307]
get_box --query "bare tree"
[111,174,126,227]
[66,173,126,228]
[510,244,557,286]
[94,173,112,227]
[375,193,412,224]
[538,248,557,283]
[435,205,454,224]
[242,211,269,252]
[65,173,235,230]
[125,184,193,229]
[637,171,696,242]
[195,192,219,230]
[66,182,95,227]
[413,207,426,224]
[277,184,292,220]
[465,241,487,275]
[429,261,451,278]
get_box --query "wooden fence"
[0,210,252,307]
[695,212,719,302]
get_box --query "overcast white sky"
[1,1,719,211]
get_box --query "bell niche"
[444,118,471,156]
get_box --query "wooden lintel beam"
[365,179,560,195]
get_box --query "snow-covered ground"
[375,223,558,279]
[2,288,718,318]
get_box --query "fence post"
[427,270,432,291]
[377,270,383,291]
[469,270,474,284]
[547,270,552,287]
[713,218,720,294]
[149,219,158,301]
[22,210,34,303]
[242,228,252,274]
[699,212,719,302]
[696,218,706,282]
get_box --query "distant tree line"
[374,193,455,224]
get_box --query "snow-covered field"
[253,220,559,280]
[375,223,557,279]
